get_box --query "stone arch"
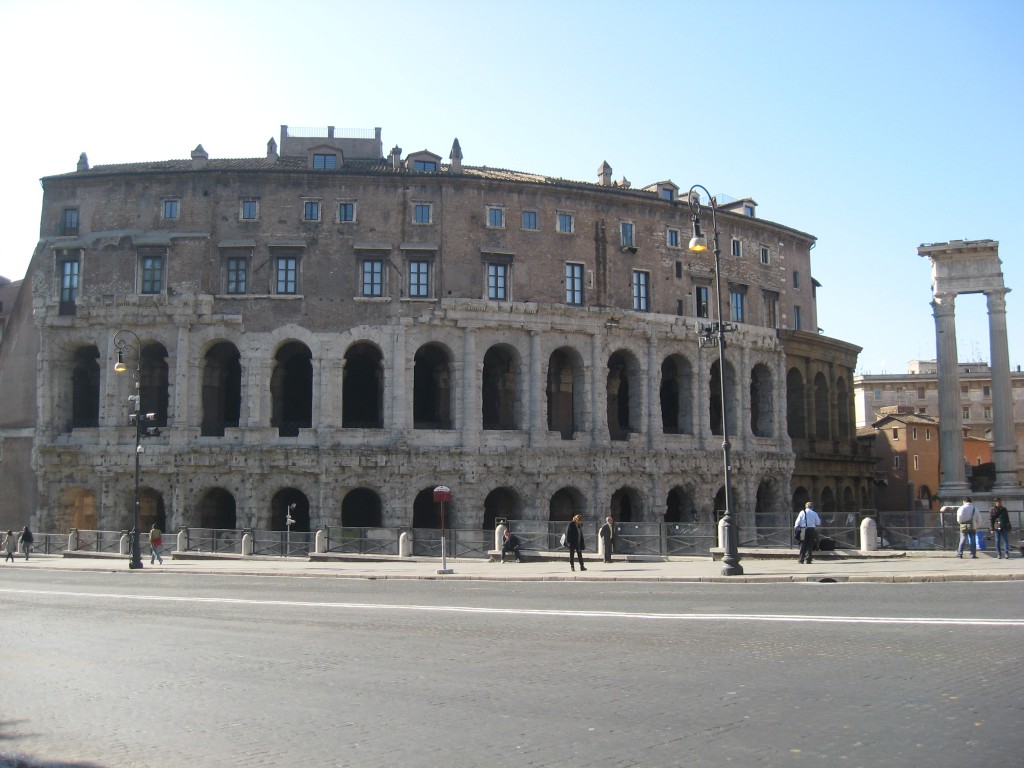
[786,368,806,438]
[140,342,170,428]
[57,486,96,531]
[813,372,830,440]
[195,488,237,529]
[709,359,737,436]
[341,488,383,527]
[482,344,520,430]
[271,341,313,437]
[413,343,453,429]
[609,486,641,523]
[750,363,774,437]
[820,486,836,522]
[270,487,310,532]
[549,487,586,522]
[343,342,384,428]
[71,345,100,430]
[664,485,697,523]
[547,347,585,440]
[138,487,166,532]
[755,478,782,532]
[483,487,522,529]
[412,486,442,528]
[712,484,738,521]
[607,349,641,440]
[660,354,693,435]
[791,486,810,514]
[201,342,241,436]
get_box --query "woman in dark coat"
[565,514,586,572]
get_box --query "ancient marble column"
[986,289,1017,489]
[932,292,968,494]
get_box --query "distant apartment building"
[854,360,1024,484]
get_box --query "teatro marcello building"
[0,124,874,538]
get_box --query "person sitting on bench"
[500,530,522,563]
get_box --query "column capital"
[986,288,1010,313]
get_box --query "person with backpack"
[18,526,33,560]
[149,524,164,565]
[988,498,1013,559]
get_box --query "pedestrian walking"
[3,530,16,562]
[149,524,164,565]
[565,514,586,571]
[18,526,33,560]
[500,529,522,563]
[988,497,1012,559]
[793,502,821,564]
[955,497,980,558]
[599,516,614,563]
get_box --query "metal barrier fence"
[324,527,400,556]
[180,528,247,555]
[70,529,125,555]
[251,530,312,557]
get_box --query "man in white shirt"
[955,497,980,559]
[794,501,822,564]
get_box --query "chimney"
[267,137,278,163]
[77,153,89,172]
[619,176,631,189]
[191,144,209,170]
[390,145,402,171]
[449,138,463,174]
[598,161,612,186]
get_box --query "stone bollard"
[177,528,187,553]
[241,532,253,556]
[68,528,78,552]
[119,532,129,555]
[314,529,326,554]
[859,517,877,552]
[399,531,413,557]
[597,533,606,560]
[495,524,507,551]
[717,517,727,549]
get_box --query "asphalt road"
[1,570,1021,767]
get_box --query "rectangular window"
[667,228,680,248]
[140,253,164,295]
[917,386,926,399]
[912,427,919,440]
[893,428,900,441]
[676,299,684,316]
[983,385,991,397]
[731,239,741,257]
[962,407,970,420]
[313,153,337,169]
[960,384,969,398]
[893,455,900,469]
[557,212,575,234]
[926,429,931,440]
[163,199,179,220]
[621,222,635,247]
[695,285,710,318]
[793,270,801,288]
[913,455,920,470]
[413,159,437,172]
[414,203,432,224]
[63,208,79,236]
[59,258,79,302]
[303,200,321,221]
[632,270,650,311]
[730,288,745,323]
[241,199,259,220]
[873,388,882,400]
[760,246,770,265]
[487,207,505,228]
[226,256,248,295]
[487,263,508,300]
[521,210,538,230]
[361,260,383,297]
[794,305,802,330]
[409,260,430,297]
[565,263,584,305]
[276,256,298,294]
[764,292,779,328]
[338,202,356,223]
[983,406,992,419]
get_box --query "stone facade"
[0,125,871,536]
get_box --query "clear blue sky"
[1,0,1020,375]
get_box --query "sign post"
[433,486,453,574]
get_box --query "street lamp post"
[687,185,743,577]
[113,329,146,570]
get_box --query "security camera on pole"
[433,486,453,574]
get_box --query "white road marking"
[2,587,1022,627]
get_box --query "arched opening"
[482,345,519,430]
[607,350,640,440]
[341,488,383,528]
[664,486,697,523]
[196,488,237,529]
[786,368,806,439]
[547,347,583,440]
[609,487,640,523]
[412,486,442,528]
[820,486,836,524]
[343,343,384,428]
[836,376,851,440]
[483,487,520,529]
[660,355,693,435]
[413,344,452,429]
[755,479,779,533]
[71,345,100,429]
[140,343,170,428]
[549,487,584,522]
[58,486,96,531]
[271,342,313,437]
[750,363,774,437]
[709,360,737,436]
[814,372,830,440]
[138,487,166,532]
[270,488,310,531]
[201,342,242,436]
[791,486,811,515]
